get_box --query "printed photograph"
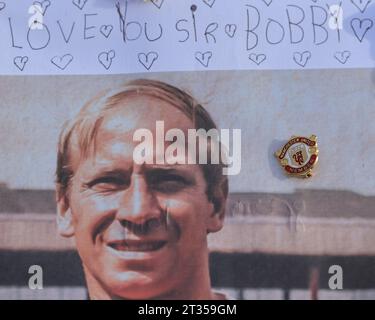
[0,0,374,301]
[0,69,374,300]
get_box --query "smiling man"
[55,79,229,300]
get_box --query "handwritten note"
[0,0,374,74]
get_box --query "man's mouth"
[107,240,167,252]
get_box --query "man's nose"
[116,174,161,225]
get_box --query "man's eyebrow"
[86,168,131,179]
[144,166,198,183]
[145,165,193,172]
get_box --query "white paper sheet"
[0,0,374,75]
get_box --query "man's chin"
[96,270,173,300]
[83,248,181,299]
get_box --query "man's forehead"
[100,95,194,136]
[70,95,196,171]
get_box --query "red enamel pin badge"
[275,135,319,178]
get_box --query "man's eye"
[150,174,191,193]
[86,177,128,192]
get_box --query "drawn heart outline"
[350,0,372,13]
[202,0,216,8]
[100,25,114,38]
[33,0,51,15]
[293,51,311,67]
[138,51,159,70]
[195,51,213,68]
[72,0,87,10]
[225,24,237,38]
[98,50,115,70]
[14,56,29,71]
[262,0,273,7]
[351,18,373,42]
[150,0,164,9]
[249,53,266,65]
[51,54,74,70]
[334,51,351,64]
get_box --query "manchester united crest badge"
[275,135,319,178]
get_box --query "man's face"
[59,96,224,299]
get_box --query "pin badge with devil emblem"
[275,135,319,178]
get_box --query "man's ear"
[207,179,228,233]
[56,191,75,238]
